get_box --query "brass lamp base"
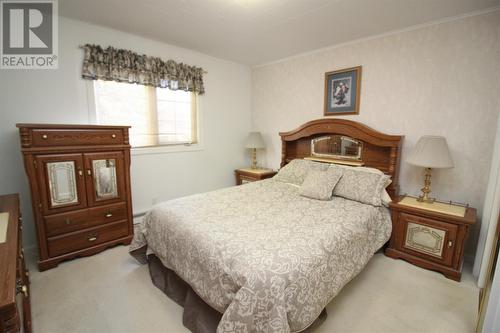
[251,148,258,169]
[417,196,435,204]
[417,167,435,203]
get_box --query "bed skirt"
[147,254,328,333]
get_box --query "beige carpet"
[27,246,478,333]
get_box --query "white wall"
[0,17,252,249]
[252,11,500,259]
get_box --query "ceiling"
[60,0,500,66]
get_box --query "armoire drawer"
[44,202,128,237]
[31,128,124,146]
[47,220,129,257]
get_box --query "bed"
[130,119,403,333]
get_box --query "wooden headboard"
[279,119,404,198]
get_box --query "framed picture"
[324,66,362,116]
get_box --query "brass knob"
[105,212,113,218]
[42,134,48,139]
[16,279,28,297]
[87,169,92,176]
[21,285,28,297]
[88,235,98,242]
[111,134,116,138]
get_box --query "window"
[93,80,198,148]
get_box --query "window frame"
[86,81,203,156]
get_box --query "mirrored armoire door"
[36,154,87,215]
[84,151,126,207]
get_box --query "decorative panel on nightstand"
[400,213,457,266]
[385,196,476,281]
[17,124,134,271]
[405,222,446,257]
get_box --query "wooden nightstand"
[235,168,277,185]
[385,196,476,281]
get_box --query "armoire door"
[84,151,126,207]
[35,154,87,215]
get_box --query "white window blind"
[94,80,198,148]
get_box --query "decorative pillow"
[354,166,393,206]
[357,166,393,205]
[273,159,328,185]
[299,168,343,200]
[332,165,390,206]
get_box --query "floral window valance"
[81,44,205,94]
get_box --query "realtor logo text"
[1,0,58,69]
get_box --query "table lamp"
[244,132,265,169]
[406,135,454,203]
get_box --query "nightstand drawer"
[240,175,256,184]
[235,168,277,185]
[399,213,457,266]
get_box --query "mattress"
[130,179,391,332]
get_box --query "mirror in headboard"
[311,135,363,161]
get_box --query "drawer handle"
[78,170,83,177]
[105,212,113,218]
[88,236,98,242]
[87,169,92,176]
[111,134,116,138]
[448,241,453,247]
[65,219,72,225]
[42,134,48,139]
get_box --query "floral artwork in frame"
[324,66,362,116]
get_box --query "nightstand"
[235,168,277,185]
[385,196,476,281]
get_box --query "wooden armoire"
[17,124,134,271]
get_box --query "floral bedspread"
[130,179,391,333]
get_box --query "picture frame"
[324,66,362,116]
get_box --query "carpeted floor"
[27,246,478,333]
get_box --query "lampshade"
[244,132,266,149]
[406,135,454,169]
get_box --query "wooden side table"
[385,196,476,281]
[235,168,277,185]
